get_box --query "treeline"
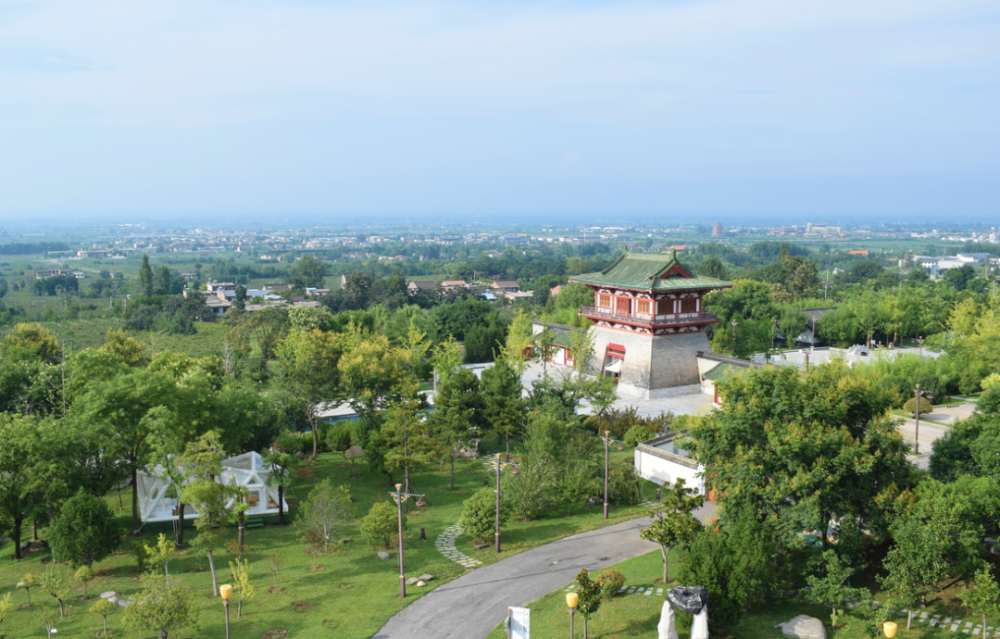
[0,241,70,255]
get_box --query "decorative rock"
[99,592,117,600]
[474,543,489,550]
[667,586,709,614]
[692,606,709,639]
[116,597,133,608]
[339,538,351,545]
[418,574,433,581]
[416,580,427,587]
[775,615,827,639]
[406,577,420,586]
[377,551,391,561]
[20,540,49,552]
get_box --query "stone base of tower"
[587,326,710,400]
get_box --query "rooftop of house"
[569,250,731,292]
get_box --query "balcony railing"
[579,306,719,327]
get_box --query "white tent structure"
[137,451,289,524]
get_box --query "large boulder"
[775,615,827,639]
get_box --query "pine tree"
[139,254,154,298]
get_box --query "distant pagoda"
[569,250,731,398]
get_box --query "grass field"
[485,546,987,639]
[0,448,646,639]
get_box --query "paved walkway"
[374,503,716,639]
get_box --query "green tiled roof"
[569,250,731,292]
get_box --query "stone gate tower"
[569,250,731,399]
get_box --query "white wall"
[634,449,705,495]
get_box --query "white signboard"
[508,607,530,639]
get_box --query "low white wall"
[634,449,705,495]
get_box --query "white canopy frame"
[137,451,289,524]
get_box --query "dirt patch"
[337,583,357,591]
[306,564,325,571]
[323,619,336,628]
[261,630,288,639]
[94,632,117,638]
[268,586,281,594]
[291,601,312,613]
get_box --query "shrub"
[359,500,402,550]
[461,488,511,543]
[903,397,932,416]
[595,569,626,597]
[608,460,644,505]
[49,489,123,568]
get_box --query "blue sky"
[0,0,997,224]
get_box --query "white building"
[634,431,706,495]
[136,452,288,524]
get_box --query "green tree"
[803,550,858,628]
[383,381,436,498]
[881,514,951,630]
[461,487,510,544]
[263,442,300,526]
[179,431,231,597]
[574,568,603,639]
[502,451,556,522]
[481,360,527,460]
[498,309,533,376]
[275,328,343,461]
[427,367,484,490]
[0,592,11,639]
[74,566,96,599]
[296,480,353,553]
[534,324,557,377]
[40,566,71,618]
[145,533,177,588]
[687,365,911,542]
[338,326,402,431]
[960,565,1000,634]
[296,255,327,288]
[123,574,198,639]
[49,489,123,567]
[228,558,256,618]
[360,500,403,550]
[18,572,38,606]
[640,478,704,584]
[698,256,730,280]
[139,254,154,297]
[90,596,116,638]
[779,308,809,343]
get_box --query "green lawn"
[485,549,985,639]
[0,449,648,639]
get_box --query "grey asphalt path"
[374,503,716,639]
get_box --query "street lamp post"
[566,592,579,638]
[601,431,611,520]
[491,453,518,553]
[219,584,233,639]
[389,483,424,598]
[731,319,738,355]
[915,336,925,358]
[913,384,923,454]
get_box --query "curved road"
[374,503,715,639]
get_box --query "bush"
[623,424,655,447]
[903,397,932,416]
[600,406,674,440]
[461,488,511,543]
[359,501,402,550]
[49,489,124,568]
[607,460,644,505]
[595,569,626,597]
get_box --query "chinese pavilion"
[569,250,731,398]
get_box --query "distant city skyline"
[0,0,997,221]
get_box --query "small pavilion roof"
[570,250,731,292]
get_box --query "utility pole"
[913,384,922,454]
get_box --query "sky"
[0,0,997,225]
